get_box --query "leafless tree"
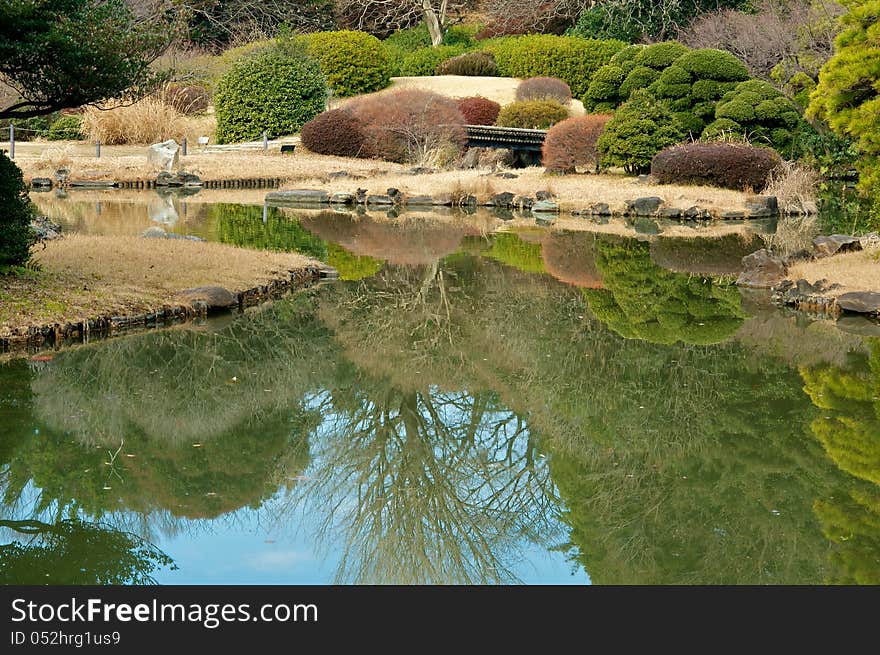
[334,0,476,44]
[479,0,594,36]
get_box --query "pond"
[1,190,879,585]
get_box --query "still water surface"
[1,191,878,584]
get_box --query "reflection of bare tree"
[288,386,560,584]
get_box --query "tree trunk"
[423,0,445,47]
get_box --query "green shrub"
[46,115,84,141]
[619,66,661,98]
[674,48,750,82]
[708,79,806,157]
[483,35,625,99]
[0,152,35,268]
[304,31,391,97]
[399,45,465,76]
[597,90,686,174]
[609,44,645,73]
[651,142,783,192]
[436,51,497,76]
[652,64,693,99]
[583,65,626,112]
[634,41,690,69]
[0,116,51,141]
[383,25,433,53]
[496,100,569,130]
[214,49,328,144]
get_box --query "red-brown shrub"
[542,114,612,173]
[300,108,366,158]
[651,142,783,192]
[348,89,467,163]
[516,77,572,104]
[457,96,501,125]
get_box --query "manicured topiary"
[457,97,501,125]
[651,142,783,192]
[634,41,691,70]
[542,115,612,174]
[483,35,625,99]
[400,46,465,76]
[0,152,35,268]
[46,115,84,141]
[706,79,805,156]
[516,77,572,104]
[349,89,466,163]
[583,65,626,112]
[609,44,645,73]
[674,48,750,81]
[436,51,497,76]
[619,66,662,98]
[304,30,392,97]
[496,100,569,129]
[597,90,686,174]
[161,84,210,115]
[300,108,365,158]
[214,49,328,144]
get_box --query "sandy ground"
[0,235,316,334]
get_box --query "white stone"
[147,139,180,171]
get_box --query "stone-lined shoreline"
[1,265,330,355]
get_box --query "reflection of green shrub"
[214,205,328,260]
[583,238,745,345]
[326,243,384,281]
[484,232,545,274]
[814,487,880,584]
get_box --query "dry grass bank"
[0,235,315,334]
[787,249,880,296]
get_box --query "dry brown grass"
[787,248,880,296]
[763,161,819,213]
[0,235,316,334]
[81,96,216,145]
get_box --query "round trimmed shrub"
[348,89,467,163]
[516,77,572,104]
[214,49,328,144]
[651,142,783,192]
[400,46,465,76]
[597,90,686,175]
[161,84,209,115]
[542,115,612,174]
[496,100,569,129]
[619,66,661,98]
[483,35,625,99]
[46,115,84,141]
[609,44,645,73]
[436,52,497,76]
[300,109,365,158]
[634,41,691,70]
[0,152,35,268]
[304,31,391,97]
[674,49,750,82]
[583,64,626,111]
[457,97,501,125]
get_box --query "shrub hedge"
[0,151,35,268]
[597,90,686,174]
[214,49,328,144]
[542,115,612,173]
[399,45,465,76]
[496,100,569,129]
[304,31,391,97]
[436,51,497,76]
[516,77,572,104]
[651,142,783,192]
[300,109,366,158]
[46,115,84,141]
[457,97,501,125]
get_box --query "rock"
[493,208,515,221]
[176,286,237,311]
[386,188,403,203]
[30,216,62,240]
[532,200,560,214]
[460,148,482,169]
[407,167,435,175]
[683,206,710,220]
[30,177,53,189]
[637,174,657,184]
[68,180,119,188]
[589,202,611,216]
[535,190,556,201]
[630,217,662,235]
[54,168,69,184]
[147,139,180,172]
[141,226,168,238]
[327,171,350,179]
[813,234,862,258]
[720,210,747,219]
[355,188,367,204]
[460,194,477,208]
[836,291,880,315]
[744,195,778,217]
[835,315,880,338]
[265,189,330,205]
[658,207,682,219]
[491,192,516,207]
[736,249,787,288]
[795,278,818,295]
[626,196,663,216]
[495,172,518,179]
[405,195,434,206]
[156,171,201,187]
[329,192,355,205]
[783,249,813,265]
[366,194,394,205]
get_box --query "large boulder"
[175,286,237,312]
[836,292,880,315]
[736,249,787,288]
[147,139,180,172]
[812,234,862,258]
